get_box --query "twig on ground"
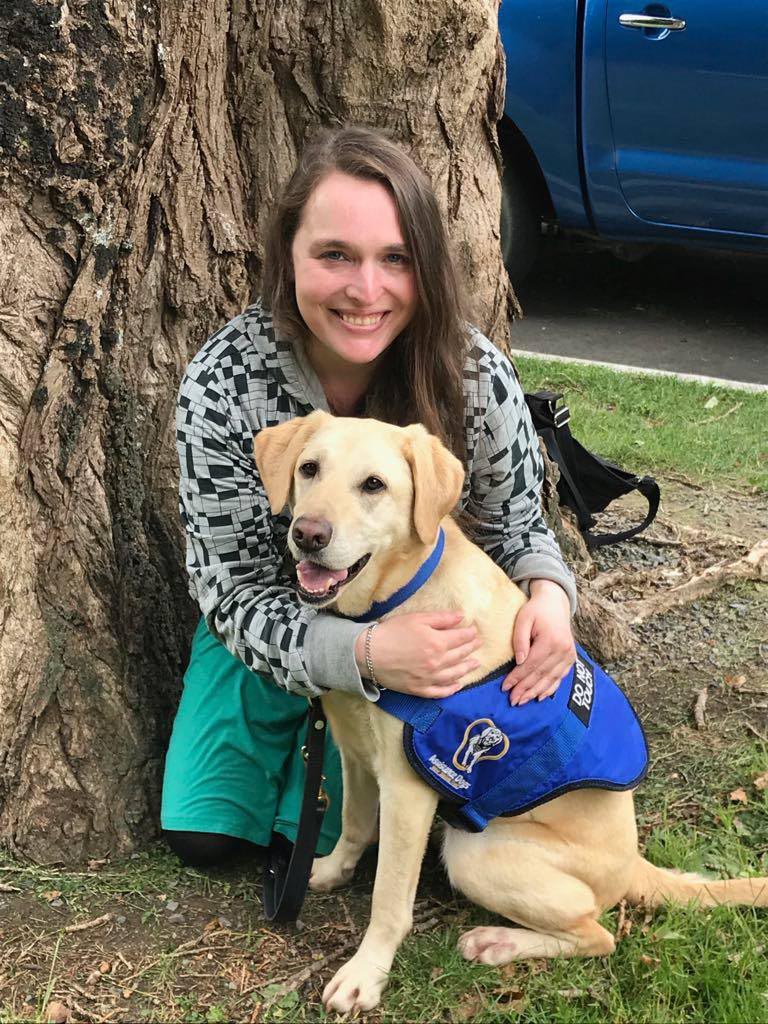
[694,688,708,730]
[746,723,768,743]
[71,998,95,1020]
[120,936,222,985]
[63,913,113,934]
[254,908,442,1005]
[255,935,361,1003]
[640,536,685,548]
[68,981,96,1001]
[621,538,768,623]
[699,402,744,425]
[656,519,751,549]
[662,472,706,491]
[0,883,21,892]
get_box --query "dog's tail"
[625,857,768,909]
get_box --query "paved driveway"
[511,243,767,389]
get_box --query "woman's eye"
[385,252,409,265]
[299,461,318,478]
[362,476,385,494]
[321,250,346,262]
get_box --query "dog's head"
[253,411,465,612]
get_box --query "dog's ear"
[403,425,465,544]
[253,411,330,513]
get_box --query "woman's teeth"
[338,312,385,326]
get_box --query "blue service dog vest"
[376,644,648,832]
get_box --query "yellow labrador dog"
[254,410,767,1014]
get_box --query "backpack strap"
[525,390,660,548]
[583,473,660,548]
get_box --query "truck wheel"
[500,160,541,288]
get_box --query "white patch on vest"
[568,657,595,727]
[452,718,510,774]
[428,755,471,791]
[572,660,594,710]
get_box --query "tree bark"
[0,0,509,862]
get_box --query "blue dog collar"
[347,527,446,623]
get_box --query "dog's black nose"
[292,516,332,552]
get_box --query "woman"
[162,125,577,867]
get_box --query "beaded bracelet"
[364,622,379,687]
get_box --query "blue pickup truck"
[498,1,768,282]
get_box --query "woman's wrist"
[528,578,569,602]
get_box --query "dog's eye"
[299,461,318,478]
[362,476,385,494]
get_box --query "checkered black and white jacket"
[176,302,576,700]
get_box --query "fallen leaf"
[203,917,221,934]
[46,1002,69,1024]
[122,988,134,999]
[724,674,746,688]
[639,954,660,966]
[730,788,748,805]
[452,990,485,1021]
[87,858,108,871]
[99,961,111,974]
[704,395,718,409]
[753,771,768,791]
[41,890,62,902]
[494,985,525,1011]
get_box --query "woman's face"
[291,171,418,373]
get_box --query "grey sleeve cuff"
[511,553,578,616]
[303,614,381,701]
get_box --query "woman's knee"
[164,829,259,868]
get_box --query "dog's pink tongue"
[297,560,349,594]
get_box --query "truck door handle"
[619,13,686,31]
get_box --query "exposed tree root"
[693,687,708,730]
[621,539,768,624]
[575,587,638,662]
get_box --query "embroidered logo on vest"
[568,657,595,727]
[428,755,471,791]
[452,718,510,774]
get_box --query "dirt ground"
[1,476,766,1023]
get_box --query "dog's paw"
[322,954,389,1013]
[309,854,355,892]
[458,926,519,965]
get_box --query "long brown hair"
[261,125,470,465]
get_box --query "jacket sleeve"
[176,360,374,698]
[465,353,578,614]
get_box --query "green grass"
[380,903,768,1024]
[515,355,768,491]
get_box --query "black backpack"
[525,390,660,549]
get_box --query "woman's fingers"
[504,649,575,705]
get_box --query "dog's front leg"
[310,756,379,891]
[323,768,439,1013]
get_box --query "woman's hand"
[503,579,575,706]
[355,612,482,698]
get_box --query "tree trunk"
[0,0,509,862]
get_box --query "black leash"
[262,699,329,923]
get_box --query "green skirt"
[161,617,343,855]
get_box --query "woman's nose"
[344,262,381,304]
